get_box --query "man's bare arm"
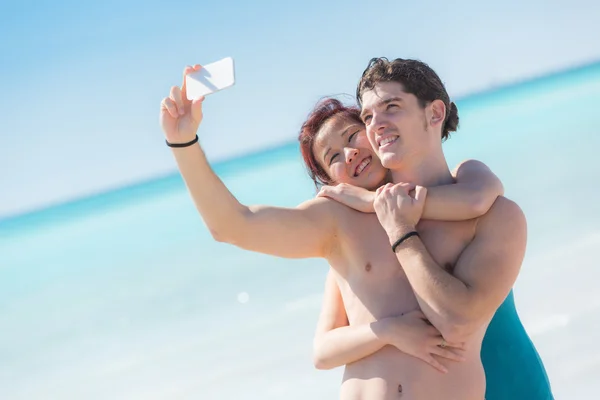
[171,143,338,259]
[390,198,527,342]
[160,65,337,260]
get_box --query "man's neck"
[390,155,454,188]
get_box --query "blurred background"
[1,1,600,399]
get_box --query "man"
[352,57,553,399]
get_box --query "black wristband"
[391,231,419,253]
[166,135,198,148]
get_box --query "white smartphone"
[185,57,235,100]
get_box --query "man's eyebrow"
[360,108,369,120]
[382,96,404,105]
[360,97,404,120]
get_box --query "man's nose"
[371,112,388,134]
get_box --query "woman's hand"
[379,310,466,373]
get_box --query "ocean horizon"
[2,61,600,399]
[2,58,599,227]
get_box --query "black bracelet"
[166,135,198,148]
[391,231,419,253]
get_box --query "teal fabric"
[482,290,554,400]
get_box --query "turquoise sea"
[2,62,600,399]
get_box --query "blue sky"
[1,0,599,218]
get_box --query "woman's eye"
[329,153,339,165]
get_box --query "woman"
[160,65,512,399]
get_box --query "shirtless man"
[309,59,552,400]
[159,63,516,399]
[320,57,527,399]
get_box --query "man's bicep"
[454,198,527,322]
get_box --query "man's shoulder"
[297,196,352,217]
[487,196,525,219]
[477,196,527,235]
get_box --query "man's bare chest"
[336,213,476,274]
[331,213,477,321]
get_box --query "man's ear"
[429,99,446,128]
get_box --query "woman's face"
[312,115,388,190]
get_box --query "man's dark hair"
[356,57,459,140]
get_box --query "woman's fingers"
[431,345,466,362]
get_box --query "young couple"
[159,57,554,400]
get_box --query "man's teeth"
[355,158,371,176]
[379,136,398,147]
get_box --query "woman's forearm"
[313,320,387,370]
[422,159,503,221]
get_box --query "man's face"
[360,82,437,171]
[313,115,388,190]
